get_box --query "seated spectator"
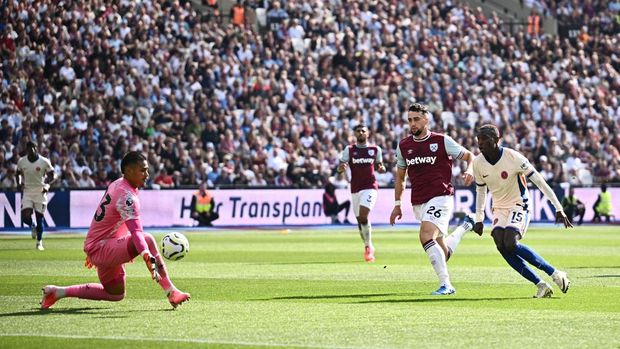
[0,165,18,190]
[191,182,219,227]
[77,169,95,188]
[561,187,585,225]
[322,182,350,224]
[154,168,175,188]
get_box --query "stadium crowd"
[0,0,619,191]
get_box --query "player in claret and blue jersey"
[473,124,572,298]
[390,103,476,296]
[337,124,386,262]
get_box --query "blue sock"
[515,244,555,276]
[500,252,541,285]
[36,215,44,241]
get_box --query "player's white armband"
[475,183,487,223]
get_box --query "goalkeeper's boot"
[551,270,570,293]
[431,284,456,295]
[168,290,191,309]
[40,285,59,310]
[364,246,375,262]
[534,281,553,298]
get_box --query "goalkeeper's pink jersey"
[84,177,142,253]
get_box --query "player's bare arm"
[390,167,406,225]
[460,150,475,186]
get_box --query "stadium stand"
[0,0,618,190]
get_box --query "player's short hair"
[353,124,368,132]
[477,124,500,140]
[26,141,37,148]
[121,151,147,173]
[408,103,429,115]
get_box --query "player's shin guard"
[423,240,450,286]
[515,244,555,276]
[500,252,541,285]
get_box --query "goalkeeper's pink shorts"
[86,234,139,284]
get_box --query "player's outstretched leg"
[515,243,570,293]
[444,214,475,261]
[40,283,125,310]
[144,233,190,308]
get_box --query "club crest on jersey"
[429,143,438,152]
[501,171,508,179]
[36,167,41,172]
[353,152,358,156]
[368,149,375,156]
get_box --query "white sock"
[360,222,372,247]
[423,240,451,286]
[446,225,468,255]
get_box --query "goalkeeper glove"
[142,252,161,283]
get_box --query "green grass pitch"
[1,225,619,348]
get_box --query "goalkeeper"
[40,152,190,310]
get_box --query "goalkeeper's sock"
[360,222,372,247]
[423,240,451,286]
[63,284,124,301]
[515,244,555,276]
[500,252,541,285]
[154,254,175,292]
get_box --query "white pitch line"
[0,333,363,349]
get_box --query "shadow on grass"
[568,266,620,269]
[255,293,422,301]
[251,261,360,265]
[0,307,104,317]
[1,306,173,317]
[355,296,541,304]
[587,275,620,278]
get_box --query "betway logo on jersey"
[406,156,436,165]
[352,158,375,164]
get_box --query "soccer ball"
[161,232,190,261]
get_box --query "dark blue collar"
[485,146,503,165]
